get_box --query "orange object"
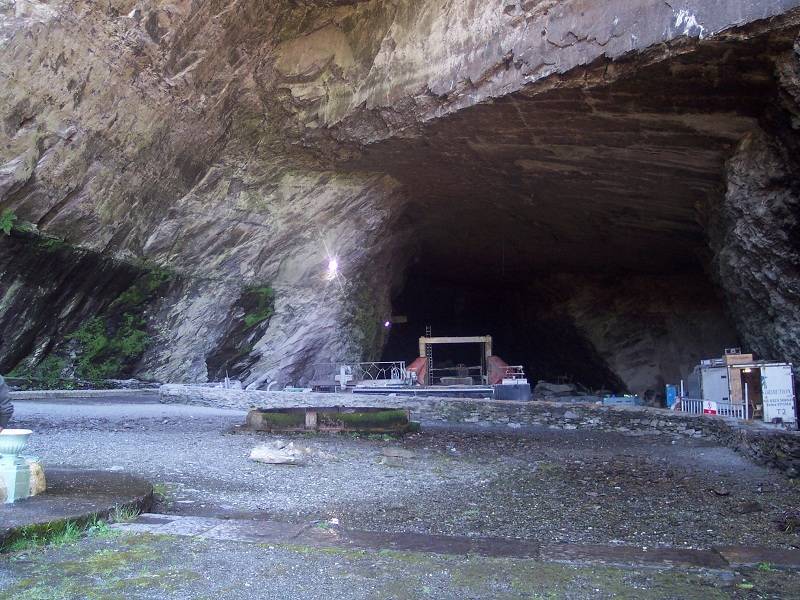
[487,356,510,385]
[407,356,428,385]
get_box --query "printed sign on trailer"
[761,365,796,423]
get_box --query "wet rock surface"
[13,401,800,551]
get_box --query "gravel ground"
[10,400,800,549]
[3,531,800,600]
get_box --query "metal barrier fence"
[310,361,410,389]
[677,397,749,420]
[717,402,749,419]
[353,361,408,382]
[679,398,704,414]
[501,365,526,380]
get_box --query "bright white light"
[384,320,391,328]
[326,257,339,280]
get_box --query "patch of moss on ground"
[0,533,191,600]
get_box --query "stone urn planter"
[0,429,46,504]
[0,429,33,459]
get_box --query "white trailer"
[761,363,796,424]
[692,354,796,424]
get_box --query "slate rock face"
[710,129,800,371]
[0,1,799,390]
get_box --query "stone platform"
[0,468,153,546]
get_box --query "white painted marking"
[674,9,706,39]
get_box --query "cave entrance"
[362,30,791,399]
[381,265,628,393]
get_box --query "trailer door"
[700,367,729,404]
[761,364,796,424]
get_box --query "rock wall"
[710,129,800,372]
[554,273,740,398]
[0,0,799,387]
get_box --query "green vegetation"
[66,268,172,382]
[242,284,275,328]
[112,267,171,308]
[152,483,169,500]
[320,409,410,432]
[0,532,196,600]
[111,505,141,523]
[256,410,306,429]
[68,315,147,381]
[9,356,72,390]
[0,513,127,554]
[0,208,17,235]
[8,263,172,386]
[35,234,67,251]
[2,521,82,554]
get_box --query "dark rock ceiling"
[339,27,797,280]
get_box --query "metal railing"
[717,402,750,420]
[501,365,526,380]
[353,361,408,383]
[678,398,704,414]
[676,397,749,420]
[310,361,411,389]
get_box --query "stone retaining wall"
[11,389,159,400]
[160,385,800,477]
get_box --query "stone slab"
[0,468,153,545]
[715,545,800,568]
[200,520,308,543]
[325,529,541,559]
[120,515,800,570]
[541,543,728,569]
[11,389,159,403]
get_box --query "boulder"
[533,381,579,399]
[249,441,308,465]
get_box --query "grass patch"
[1,507,140,554]
[152,482,169,500]
[110,504,141,523]
[2,521,82,554]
